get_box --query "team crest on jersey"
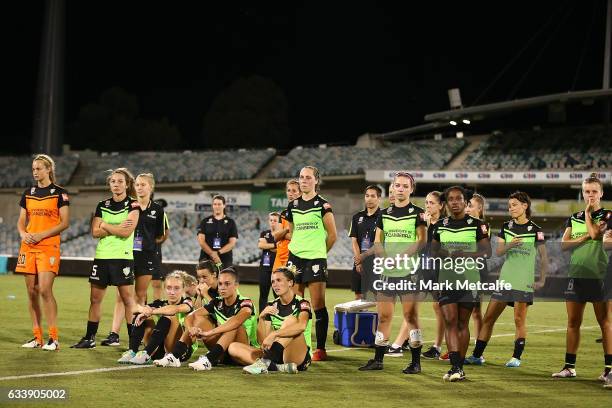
[387,207,393,214]
[467,218,473,224]
[207,218,213,223]
[508,221,514,229]
[105,200,110,207]
[151,210,156,216]
[443,217,449,226]
[293,199,298,207]
[358,216,364,223]
[224,220,228,224]
[577,211,584,218]
[527,225,533,231]
[409,207,414,213]
[50,188,55,194]
[314,200,319,206]
[31,187,36,194]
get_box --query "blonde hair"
[33,154,56,184]
[286,179,300,190]
[168,270,197,287]
[106,168,136,198]
[136,173,155,192]
[471,193,486,220]
[583,172,603,191]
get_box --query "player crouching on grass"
[227,266,313,374]
[117,271,195,364]
[153,267,258,370]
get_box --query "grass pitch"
[0,274,610,407]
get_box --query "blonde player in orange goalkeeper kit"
[16,154,70,351]
[272,179,301,271]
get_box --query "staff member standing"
[258,212,279,312]
[197,195,238,268]
[349,185,382,300]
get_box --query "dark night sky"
[4,1,608,153]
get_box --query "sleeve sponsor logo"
[62,193,69,201]
[240,299,253,308]
[131,201,140,208]
[537,232,544,240]
[323,202,331,210]
[481,224,488,234]
[300,301,311,312]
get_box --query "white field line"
[326,325,599,353]
[0,326,599,380]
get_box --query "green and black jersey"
[498,220,545,292]
[265,295,312,352]
[432,215,489,284]
[94,197,139,260]
[376,203,427,277]
[287,195,332,260]
[565,209,609,279]
[204,294,258,347]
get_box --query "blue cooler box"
[333,310,378,347]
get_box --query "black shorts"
[297,347,312,372]
[89,259,134,287]
[490,289,533,306]
[287,253,328,284]
[564,278,604,303]
[133,251,161,278]
[438,289,480,309]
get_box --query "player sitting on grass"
[153,267,258,370]
[117,271,194,364]
[227,266,313,374]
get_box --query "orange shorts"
[15,245,60,275]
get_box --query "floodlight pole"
[32,0,65,155]
[604,0,611,124]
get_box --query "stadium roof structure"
[424,88,612,122]
[376,89,612,140]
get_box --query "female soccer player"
[229,267,313,374]
[197,195,238,268]
[195,259,220,304]
[431,186,490,382]
[272,179,300,271]
[603,212,612,388]
[117,271,194,364]
[17,154,70,351]
[359,172,427,374]
[71,168,139,349]
[553,174,611,380]
[258,212,279,312]
[465,191,548,367]
[286,166,337,361]
[153,267,258,370]
[101,173,166,347]
[465,193,489,340]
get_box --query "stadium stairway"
[445,135,488,170]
